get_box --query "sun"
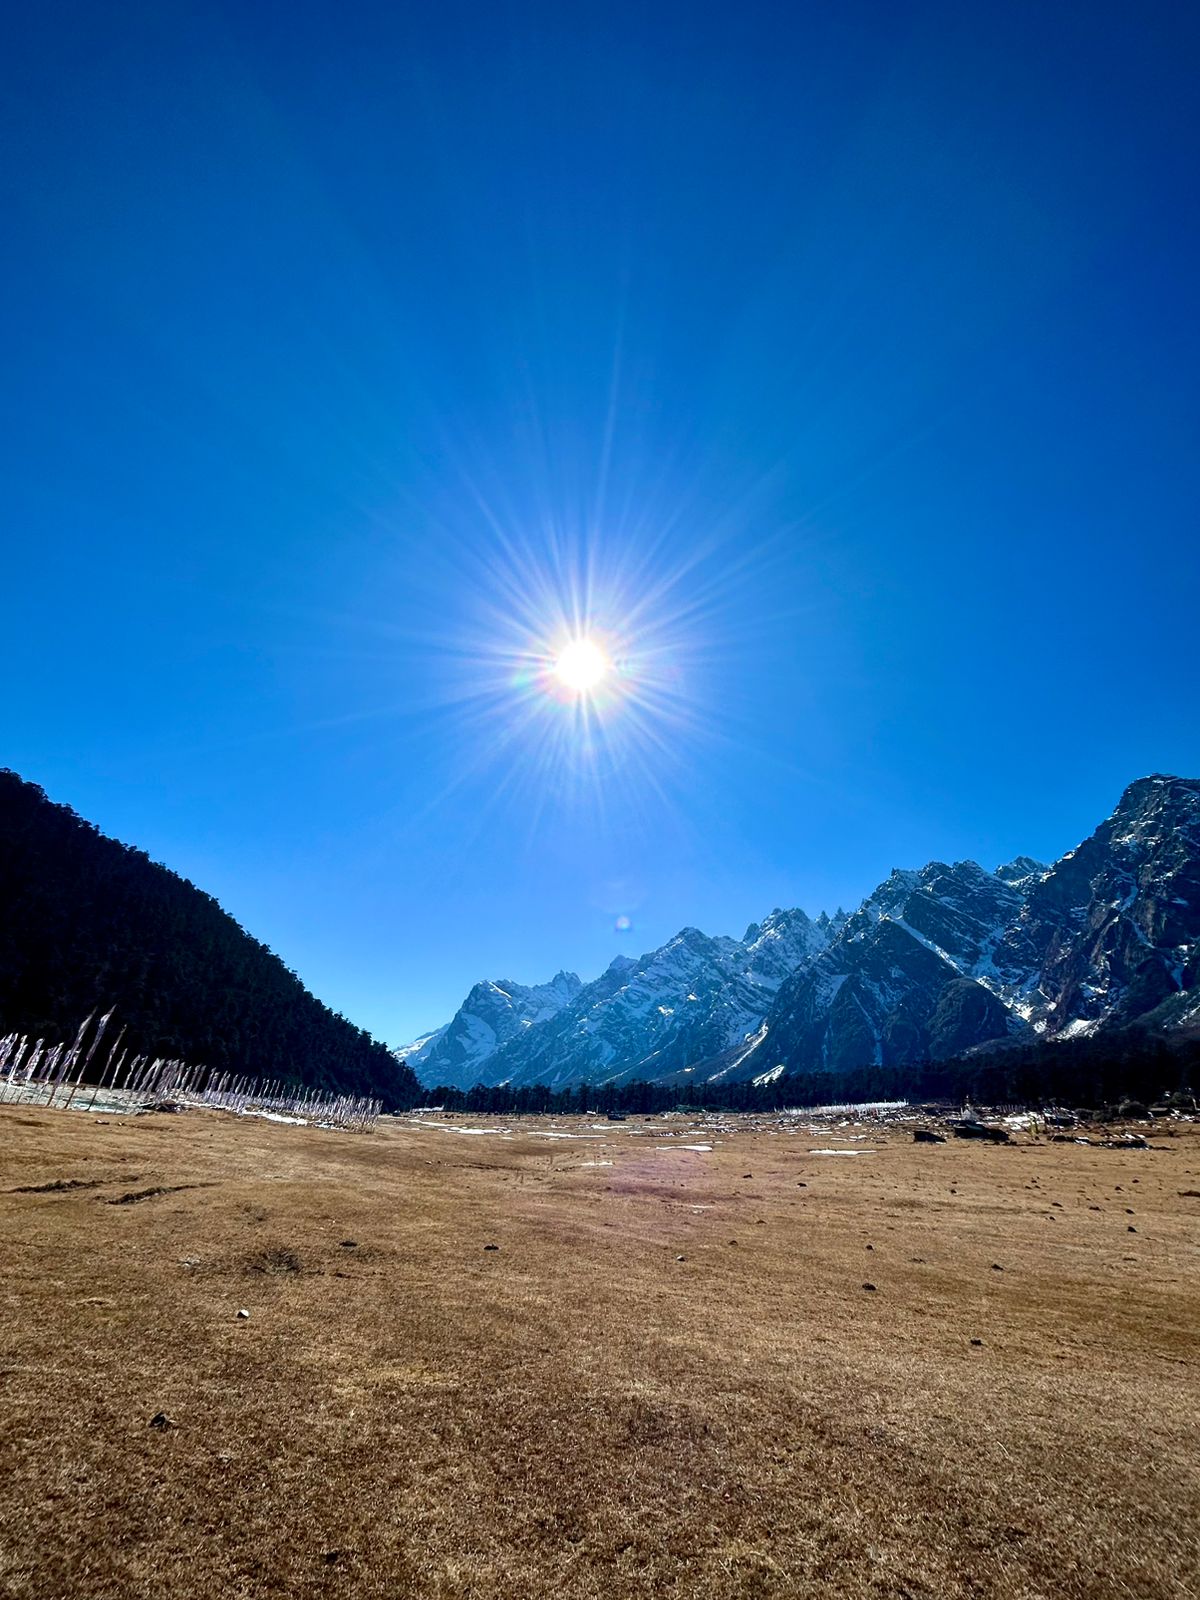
[552,637,610,696]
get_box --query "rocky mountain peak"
[995,855,1048,887]
[405,965,585,1089]
[404,776,1199,1093]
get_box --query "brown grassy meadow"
[0,1105,1197,1599]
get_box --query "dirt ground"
[0,1105,1197,1599]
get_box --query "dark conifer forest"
[421,1027,1198,1118]
[0,771,419,1106]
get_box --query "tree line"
[417,1024,1198,1117]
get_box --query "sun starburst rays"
[273,435,807,860]
[376,510,730,848]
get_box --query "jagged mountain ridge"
[734,860,1036,1083]
[1001,774,1200,1035]
[411,907,846,1090]
[402,970,583,1092]
[410,776,1200,1091]
[737,774,1200,1082]
[493,907,847,1090]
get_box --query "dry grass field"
[1,1105,1197,1600]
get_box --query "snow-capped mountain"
[733,861,1033,1080]
[736,774,1200,1081]
[1000,773,1200,1036]
[411,908,845,1090]
[404,775,1200,1092]
[492,906,847,1089]
[403,970,582,1091]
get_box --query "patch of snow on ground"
[409,1120,510,1136]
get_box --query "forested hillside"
[0,771,419,1105]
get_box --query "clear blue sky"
[4,1,1198,1045]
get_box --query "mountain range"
[404,907,847,1091]
[3,766,1195,1107]
[405,775,1200,1092]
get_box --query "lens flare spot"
[553,637,610,695]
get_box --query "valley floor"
[0,1106,1197,1599]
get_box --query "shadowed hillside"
[0,771,418,1105]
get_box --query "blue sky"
[4,1,1198,1045]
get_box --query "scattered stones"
[913,1129,945,1144]
[236,1308,250,1319]
[675,1254,686,1262]
[970,1338,983,1347]
[482,1244,499,1251]
[340,1240,357,1248]
[148,1412,174,1430]
[862,1282,877,1292]
[991,1263,1004,1271]
[1128,1225,1137,1233]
